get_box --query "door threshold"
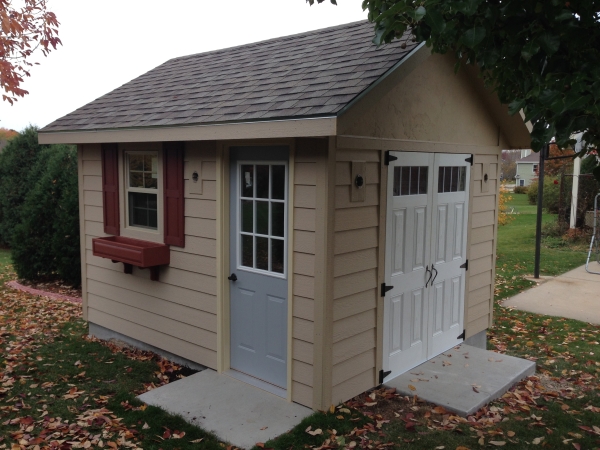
[225,369,287,399]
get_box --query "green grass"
[495,193,588,299]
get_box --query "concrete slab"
[138,369,312,449]
[503,265,600,324]
[384,344,535,417]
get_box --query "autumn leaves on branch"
[0,0,60,104]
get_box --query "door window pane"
[256,237,269,270]
[256,201,269,235]
[438,166,467,193]
[256,165,269,199]
[238,163,287,275]
[241,200,253,233]
[241,165,254,198]
[271,165,285,200]
[393,166,428,196]
[271,202,285,237]
[241,234,253,267]
[272,239,284,274]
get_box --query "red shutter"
[101,143,120,235]
[163,142,185,247]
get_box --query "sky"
[0,0,368,132]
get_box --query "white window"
[520,179,525,186]
[125,152,159,230]
[533,164,539,173]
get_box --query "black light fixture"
[355,174,364,188]
[192,171,199,182]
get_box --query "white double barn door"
[383,152,470,380]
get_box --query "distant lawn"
[0,247,10,266]
[495,193,587,299]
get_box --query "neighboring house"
[38,21,530,410]
[516,152,540,186]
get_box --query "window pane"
[144,175,158,189]
[272,239,284,274]
[443,167,452,192]
[271,202,285,237]
[256,237,269,270]
[271,165,285,200]
[128,192,157,229]
[241,200,253,233]
[450,167,459,192]
[256,165,269,199]
[241,165,254,198]
[410,167,419,195]
[401,167,410,195]
[129,154,144,171]
[256,201,269,235]
[393,167,401,196]
[438,167,444,193]
[419,167,428,194]
[130,171,144,188]
[241,235,253,268]
[459,167,466,191]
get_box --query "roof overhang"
[38,116,337,145]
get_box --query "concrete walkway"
[503,264,600,324]
[384,344,535,416]
[138,369,312,449]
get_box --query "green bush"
[527,177,561,213]
[513,186,528,194]
[0,126,49,246]
[10,146,81,286]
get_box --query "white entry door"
[383,152,470,380]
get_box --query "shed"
[516,152,540,187]
[39,20,530,410]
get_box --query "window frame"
[118,145,164,243]
[236,160,289,280]
[532,164,539,173]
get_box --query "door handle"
[425,265,432,288]
[228,273,237,282]
[431,265,438,286]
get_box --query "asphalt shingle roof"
[41,20,417,133]
[517,152,540,163]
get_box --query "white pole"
[570,132,585,229]
[570,156,581,228]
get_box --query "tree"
[501,160,516,181]
[545,143,575,176]
[309,0,600,161]
[0,127,18,140]
[0,0,61,104]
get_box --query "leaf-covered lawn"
[261,194,600,450]
[0,255,227,449]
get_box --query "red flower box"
[92,236,170,281]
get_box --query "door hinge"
[384,151,398,166]
[379,369,392,385]
[465,155,473,165]
[460,260,469,271]
[381,283,393,297]
[457,329,466,340]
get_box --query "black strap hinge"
[384,151,398,166]
[381,283,393,297]
[457,329,466,340]
[465,155,473,165]
[379,369,392,384]
[460,260,469,271]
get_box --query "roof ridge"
[170,19,370,62]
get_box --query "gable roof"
[517,152,540,163]
[41,21,417,133]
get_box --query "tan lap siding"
[466,154,499,336]
[331,149,380,404]
[81,142,219,369]
[291,141,318,406]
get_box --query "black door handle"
[425,265,432,288]
[228,273,237,282]
[431,265,438,285]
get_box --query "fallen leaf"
[489,441,506,446]
[408,384,416,391]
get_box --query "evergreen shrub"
[10,145,81,286]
